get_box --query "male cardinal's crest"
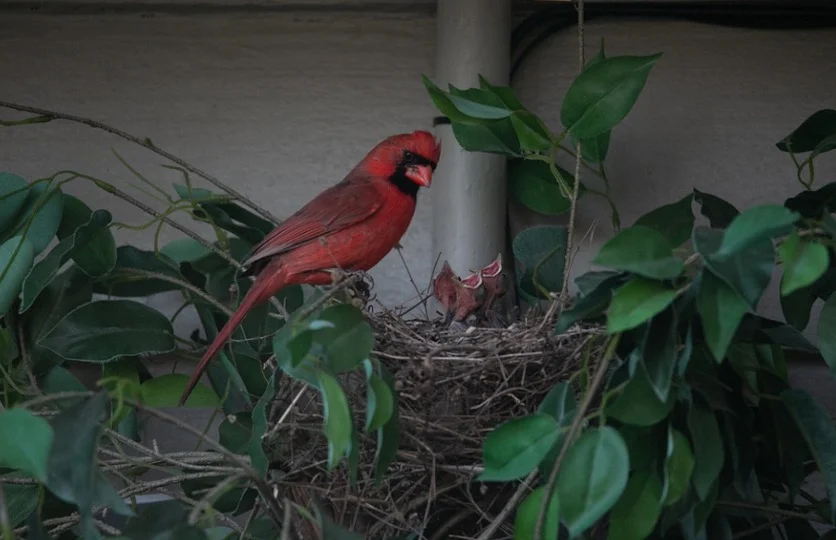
[179,130,441,404]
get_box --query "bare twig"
[0,100,280,224]
[474,470,538,540]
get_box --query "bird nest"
[269,305,606,539]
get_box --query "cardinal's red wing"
[242,177,383,270]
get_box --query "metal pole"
[431,0,511,282]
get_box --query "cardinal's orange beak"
[406,164,433,187]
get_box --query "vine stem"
[0,100,280,225]
[534,332,619,540]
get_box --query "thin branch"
[0,100,280,224]
[119,269,234,316]
[474,470,538,540]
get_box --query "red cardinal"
[179,131,442,404]
[432,260,458,324]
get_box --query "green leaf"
[447,85,514,119]
[696,270,750,362]
[717,205,798,256]
[19,209,113,312]
[4,180,64,254]
[218,411,252,454]
[608,277,677,333]
[782,389,836,523]
[556,273,627,333]
[509,112,552,152]
[140,374,221,408]
[779,232,829,295]
[374,364,400,484]
[811,133,836,160]
[508,159,583,216]
[781,287,816,331]
[607,468,664,540]
[5,483,38,529]
[317,369,353,471]
[55,195,117,278]
[94,246,184,297]
[47,392,133,538]
[557,426,630,538]
[479,414,560,482]
[451,121,522,156]
[513,225,568,300]
[514,486,560,540]
[687,404,724,500]
[0,235,34,315]
[0,409,54,482]
[607,362,675,426]
[538,383,578,477]
[634,193,695,248]
[693,227,774,308]
[663,428,694,506]
[159,237,212,264]
[580,131,611,164]
[776,109,836,153]
[818,292,836,377]
[561,53,662,140]
[364,362,394,432]
[313,304,375,373]
[692,189,739,229]
[248,372,276,475]
[593,226,683,280]
[0,173,30,232]
[39,299,176,362]
[784,182,836,220]
[421,75,499,124]
[641,308,678,402]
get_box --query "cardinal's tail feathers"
[178,275,280,405]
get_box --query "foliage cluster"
[424,39,836,540]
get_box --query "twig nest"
[272,308,604,538]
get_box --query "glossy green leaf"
[557,426,630,538]
[641,308,677,402]
[692,189,739,229]
[717,205,798,256]
[779,232,829,295]
[421,75,488,124]
[693,227,774,308]
[364,363,394,432]
[451,121,522,156]
[479,414,559,482]
[608,277,677,333]
[159,237,212,264]
[94,246,184,297]
[5,483,38,529]
[781,287,816,331]
[0,235,34,315]
[696,270,749,362]
[784,182,836,220]
[607,364,674,426]
[556,273,627,333]
[782,389,836,523]
[19,209,113,312]
[811,133,836,160]
[55,195,117,278]
[607,468,664,540]
[0,173,30,232]
[687,404,724,500]
[509,112,552,152]
[317,370,352,471]
[313,304,375,373]
[4,181,64,254]
[374,364,400,484]
[513,225,568,300]
[478,75,524,109]
[538,383,578,477]
[218,411,252,454]
[508,159,583,216]
[140,374,221,408]
[0,409,54,482]
[580,131,611,164]
[663,429,694,506]
[47,392,133,538]
[634,193,695,248]
[776,109,836,153]
[39,299,176,362]
[514,486,560,540]
[561,54,662,139]
[818,293,836,377]
[593,226,683,280]
[248,372,276,475]
[447,85,514,119]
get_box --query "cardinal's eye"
[403,150,415,163]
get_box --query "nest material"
[270,308,605,539]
